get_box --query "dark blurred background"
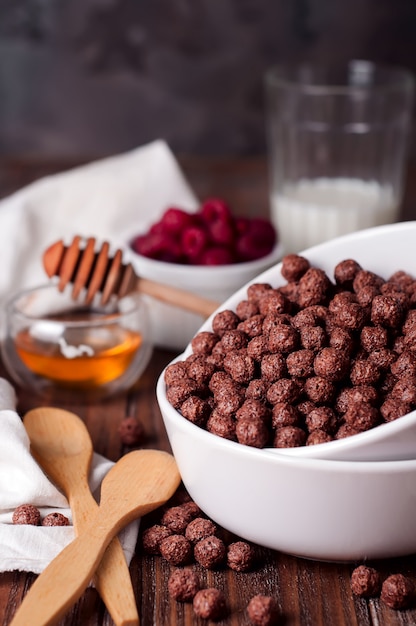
[0,0,415,159]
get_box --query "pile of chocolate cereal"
[141,490,280,623]
[165,254,416,449]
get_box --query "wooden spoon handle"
[69,486,139,626]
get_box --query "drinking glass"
[265,60,415,253]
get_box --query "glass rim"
[265,60,415,96]
[7,283,145,327]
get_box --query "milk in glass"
[271,177,398,254]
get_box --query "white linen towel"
[0,378,138,573]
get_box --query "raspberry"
[160,207,195,234]
[235,217,251,235]
[208,219,235,246]
[198,247,235,266]
[132,232,183,262]
[200,198,232,224]
[181,226,208,260]
[236,234,270,262]
[236,219,276,261]
[149,221,167,236]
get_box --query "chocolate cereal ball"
[314,347,349,382]
[193,588,226,620]
[304,376,335,404]
[227,541,255,572]
[236,399,271,424]
[306,429,333,446]
[272,402,301,429]
[281,254,310,282]
[350,565,382,597]
[297,267,332,308]
[164,361,188,385]
[380,398,411,422]
[118,416,145,446]
[334,259,362,287]
[212,309,239,337]
[343,402,380,432]
[207,411,237,441]
[247,594,280,626]
[299,325,327,352]
[194,535,226,569]
[159,534,192,566]
[142,525,174,555]
[168,567,200,602]
[273,426,306,448]
[305,406,337,434]
[42,512,70,527]
[185,517,217,544]
[191,331,219,354]
[286,349,315,378]
[186,355,216,385]
[329,327,355,355]
[161,505,195,535]
[12,504,40,526]
[371,294,405,328]
[223,349,256,384]
[235,415,270,448]
[166,379,200,409]
[180,395,211,426]
[381,573,415,610]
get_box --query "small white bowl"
[157,221,416,560]
[125,242,283,351]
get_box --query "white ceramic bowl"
[157,221,416,561]
[126,242,283,350]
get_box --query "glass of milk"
[265,61,414,254]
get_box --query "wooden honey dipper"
[43,236,221,317]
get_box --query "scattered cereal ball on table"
[141,525,174,555]
[350,565,382,597]
[42,512,70,527]
[118,416,145,446]
[381,573,415,610]
[227,541,255,572]
[159,534,193,566]
[193,588,227,621]
[247,594,280,626]
[194,535,226,569]
[161,505,195,534]
[12,504,41,526]
[167,567,200,602]
[185,517,217,544]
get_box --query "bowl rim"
[157,368,416,472]
[6,282,148,327]
[157,221,416,471]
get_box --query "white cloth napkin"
[0,378,138,574]
[0,139,199,350]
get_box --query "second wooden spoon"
[23,407,139,626]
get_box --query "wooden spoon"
[10,448,180,626]
[23,407,139,626]
[43,236,220,315]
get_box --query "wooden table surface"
[0,155,416,626]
